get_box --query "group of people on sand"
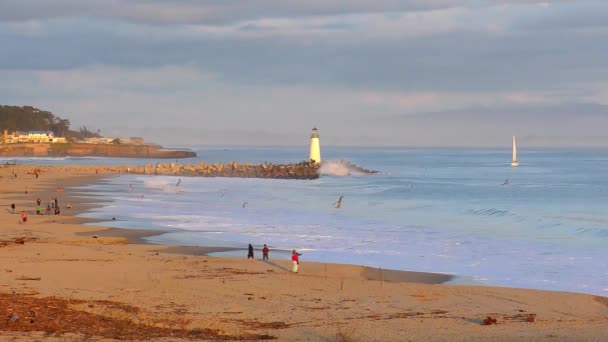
[33,197,63,215]
[10,193,72,222]
[247,244,269,260]
[247,244,302,273]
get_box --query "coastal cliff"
[0,143,196,159]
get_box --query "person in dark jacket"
[247,244,254,259]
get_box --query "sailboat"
[510,136,519,167]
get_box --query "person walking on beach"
[10,203,15,214]
[262,244,269,260]
[291,250,300,273]
[247,244,254,259]
[20,211,28,224]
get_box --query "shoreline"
[80,225,455,285]
[0,164,606,340]
[59,170,455,285]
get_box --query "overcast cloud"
[0,0,607,147]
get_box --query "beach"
[0,164,607,341]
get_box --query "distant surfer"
[176,178,182,187]
[334,195,344,208]
[502,178,510,186]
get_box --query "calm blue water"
[5,146,608,295]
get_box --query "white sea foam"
[70,147,608,295]
[319,160,365,176]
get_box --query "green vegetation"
[0,105,101,139]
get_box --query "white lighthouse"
[309,127,321,164]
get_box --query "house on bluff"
[1,129,67,144]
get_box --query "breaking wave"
[319,160,378,176]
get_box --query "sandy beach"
[0,164,607,341]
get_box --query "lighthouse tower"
[309,127,321,164]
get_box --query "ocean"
[5,146,608,295]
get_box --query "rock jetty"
[129,161,321,179]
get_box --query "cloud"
[0,65,379,145]
[403,102,608,121]
[373,102,608,147]
[0,1,607,147]
[0,0,463,24]
[0,7,485,42]
[361,89,577,114]
[0,1,575,25]
[2,65,607,147]
[512,0,608,31]
[1,8,606,94]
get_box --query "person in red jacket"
[262,244,269,260]
[291,250,300,273]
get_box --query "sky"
[1,0,607,147]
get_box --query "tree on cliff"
[0,105,100,139]
[75,126,102,140]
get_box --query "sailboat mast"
[510,136,519,167]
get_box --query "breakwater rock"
[130,161,320,179]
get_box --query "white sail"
[511,136,519,167]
